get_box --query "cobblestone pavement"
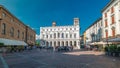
[0,49,120,68]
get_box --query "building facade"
[84,0,120,46]
[102,0,120,42]
[0,5,36,46]
[40,18,80,49]
[84,18,103,45]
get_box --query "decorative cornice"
[102,0,116,12]
[0,5,36,33]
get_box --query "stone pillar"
[72,41,74,46]
[77,40,80,49]
[52,41,54,47]
[60,41,62,46]
[56,32,58,39]
[56,41,58,46]
[68,41,70,46]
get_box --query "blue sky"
[0,0,110,35]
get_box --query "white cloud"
[36,34,40,40]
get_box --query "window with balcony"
[105,13,107,18]
[105,30,108,39]
[105,20,108,27]
[111,16,115,24]
[111,7,114,13]
[112,28,115,37]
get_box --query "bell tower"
[74,18,79,26]
[52,21,56,27]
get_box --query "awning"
[0,38,28,46]
[108,38,120,42]
[90,41,111,45]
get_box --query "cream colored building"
[102,0,120,43]
[84,18,103,45]
[40,18,80,49]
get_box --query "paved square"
[0,49,120,68]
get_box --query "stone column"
[56,41,58,46]
[60,41,62,46]
[77,40,80,49]
[72,41,74,46]
[68,41,70,46]
[52,41,54,47]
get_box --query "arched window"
[2,23,6,35]
[46,35,48,38]
[74,41,76,47]
[22,32,24,40]
[58,33,60,38]
[70,41,72,46]
[62,41,64,46]
[62,33,64,38]
[17,30,20,38]
[50,42,52,46]
[46,42,49,46]
[10,27,14,37]
[70,34,72,38]
[50,34,52,38]
[58,41,60,46]
[66,41,68,46]
[74,34,76,38]
[54,33,56,38]
[54,41,56,46]
[66,34,68,38]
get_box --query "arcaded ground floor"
[0,49,120,68]
[41,40,80,49]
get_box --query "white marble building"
[40,18,80,49]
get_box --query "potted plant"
[109,45,117,56]
[104,46,109,55]
[117,46,120,57]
